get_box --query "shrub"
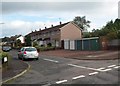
[0,51,11,61]
[41,44,45,47]
[47,43,52,47]
[36,46,55,51]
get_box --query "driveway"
[5,50,120,85]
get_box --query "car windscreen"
[25,48,36,51]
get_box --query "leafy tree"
[25,35,31,46]
[83,32,91,38]
[73,16,91,31]
[91,18,120,40]
[33,41,38,47]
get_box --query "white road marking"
[101,68,112,72]
[97,67,105,70]
[72,75,85,80]
[108,65,116,68]
[114,66,120,69]
[68,64,103,71]
[89,72,98,76]
[43,58,59,63]
[56,80,68,84]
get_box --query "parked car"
[2,46,11,52]
[18,47,39,60]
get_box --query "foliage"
[91,18,120,40]
[73,16,91,31]
[0,51,11,60]
[25,35,32,46]
[47,43,52,47]
[35,46,55,51]
[33,41,38,47]
[82,32,91,38]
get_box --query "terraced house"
[27,22,82,48]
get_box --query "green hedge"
[35,46,55,52]
[0,51,11,60]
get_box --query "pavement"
[1,50,30,85]
[2,50,119,82]
[40,50,119,60]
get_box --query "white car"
[18,47,39,60]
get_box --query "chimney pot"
[60,21,62,25]
[51,24,53,27]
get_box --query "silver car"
[18,47,39,60]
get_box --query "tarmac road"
[5,50,120,85]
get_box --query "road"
[6,50,120,85]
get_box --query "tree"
[91,18,120,40]
[25,35,31,46]
[73,16,91,31]
[33,41,38,47]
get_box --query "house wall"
[16,36,25,43]
[60,22,82,40]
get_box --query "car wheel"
[18,55,21,60]
[36,58,39,60]
[22,57,26,61]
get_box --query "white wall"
[16,36,24,43]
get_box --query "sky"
[0,0,119,38]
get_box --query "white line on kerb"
[108,65,116,68]
[114,66,120,69]
[89,72,98,75]
[43,58,59,63]
[72,75,85,80]
[68,64,101,71]
[56,80,68,84]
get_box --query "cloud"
[1,1,119,37]
[2,20,63,37]
[2,2,106,14]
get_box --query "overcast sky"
[1,0,119,38]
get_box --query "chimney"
[45,27,47,29]
[51,24,53,27]
[39,28,41,31]
[60,21,62,25]
[35,30,37,32]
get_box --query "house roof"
[26,22,69,36]
[25,21,82,37]
[70,21,82,31]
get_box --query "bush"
[47,43,52,47]
[33,41,38,47]
[41,44,45,47]
[0,51,11,60]
[0,51,11,70]
[36,46,55,51]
